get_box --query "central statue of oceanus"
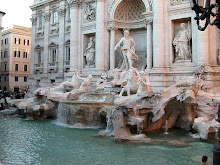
[114,30,138,71]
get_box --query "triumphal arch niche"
[108,0,152,71]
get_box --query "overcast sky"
[0,0,34,29]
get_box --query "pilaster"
[43,11,50,74]
[30,14,37,75]
[58,6,65,73]
[152,0,165,68]
[70,1,79,71]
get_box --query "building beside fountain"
[29,0,220,91]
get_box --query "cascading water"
[164,120,169,135]
[105,110,114,132]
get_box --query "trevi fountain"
[1,0,220,164]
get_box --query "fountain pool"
[0,118,213,165]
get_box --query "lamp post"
[190,0,220,31]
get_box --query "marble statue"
[173,22,192,61]
[51,70,79,92]
[68,75,93,100]
[111,68,120,87]
[119,68,139,97]
[84,37,95,67]
[77,75,93,92]
[96,72,108,87]
[137,71,150,94]
[114,30,138,70]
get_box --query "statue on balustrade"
[173,22,192,61]
[114,30,138,71]
[84,37,95,67]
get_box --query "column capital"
[31,16,37,25]
[107,26,118,31]
[69,1,79,9]
[145,19,153,26]
[58,8,66,18]
[44,12,50,21]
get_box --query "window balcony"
[48,62,58,73]
[63,60,70,72]
[34,63,43,73]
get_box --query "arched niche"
[109,0,151,20]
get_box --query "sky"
[0,0,34,29]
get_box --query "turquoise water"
[0,118,214,165]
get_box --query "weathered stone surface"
[192,117,220,140]
[46,91,70,102]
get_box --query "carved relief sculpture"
[114,30,138,71]
[84,37,95,67]
[173,22,192,61]
[84,3,96,22]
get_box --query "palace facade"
[30,0,220,91]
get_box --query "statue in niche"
[114,30,138,71]
[84,37,95,67]
[173,22,192,61]
[84,3,95,21]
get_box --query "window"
[4,63,6,71]
[4,87,6,91]
[67,7,72,20]
[51,48,56,62]
[66,46,70,61]
[4,38,8,45]
[23,50,28,58]
[4,77,6,82]
[15,64,19,71]
[24,64,28,72]
[37,51,41,64]
[1,40,3,46]
[38,16,43,28]
[14,50,20,57]
[15,38,20,44]
[15,76,18,82]
[1,51,2,59]
[4,50,7,58]
[53,11,58,24]
[24,39,29,46]
[0,77,1,82]
[24,77,27,82]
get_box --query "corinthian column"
[95,0,105,71]
[153,0,165,68]
[70,1,79,71]
[110,27,116,70]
